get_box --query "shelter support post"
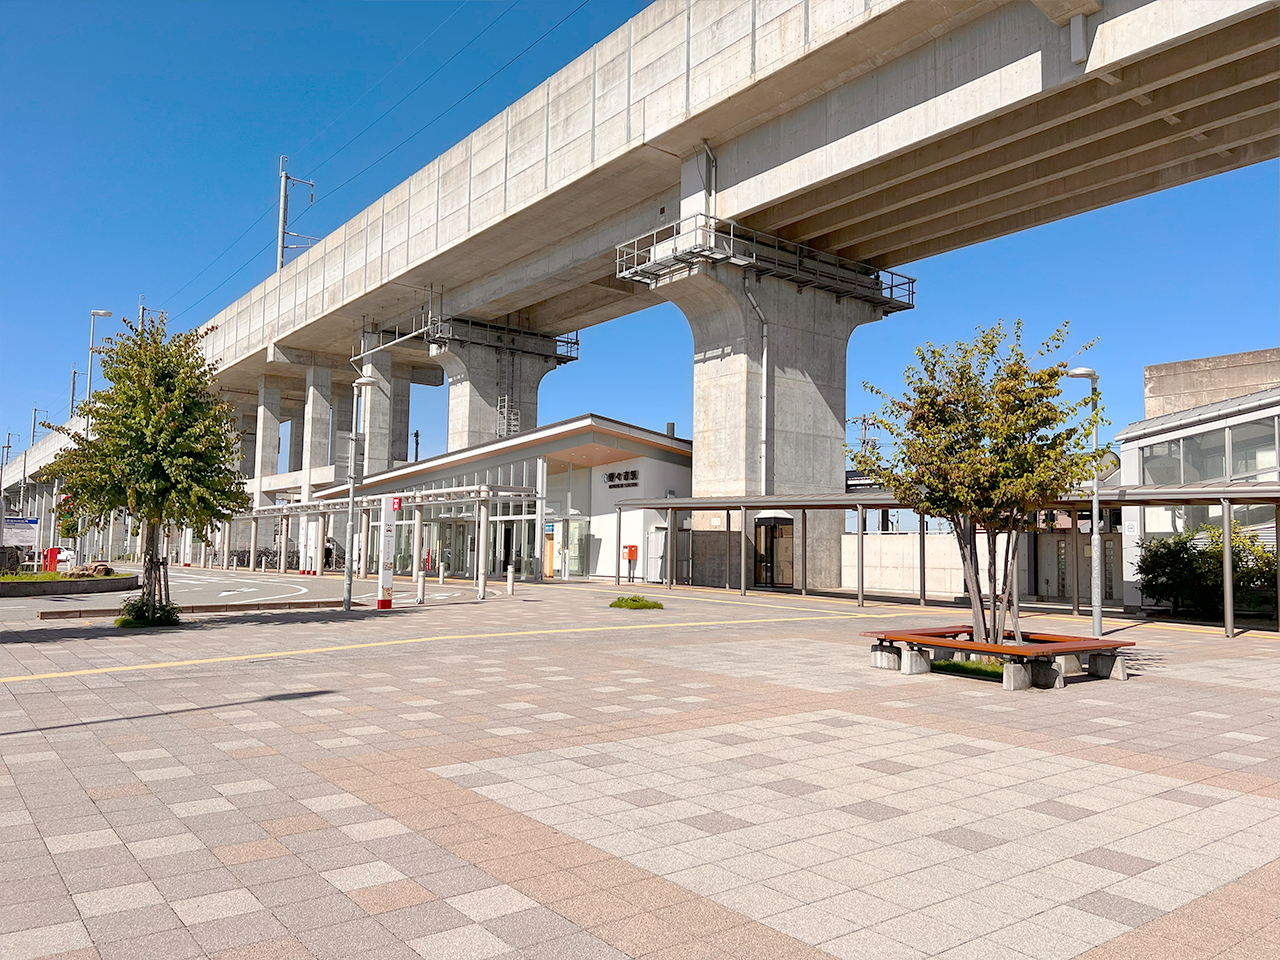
[250,518,259,572]
[413,505,424,585]
[918,512,926,606]
[477,488,490,600]
[615,507,622,586]
[800,509,807,596]
[739,506,747,597]
[857,505,865,607]
[666,508,675,590]
[725,510,731,590]
[1222,498,1233,638]
[1071,508,1081,616]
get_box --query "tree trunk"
[954,517,987,642]
[986,528,999,642]
[995,518,1020,642]
[143,520,161,620]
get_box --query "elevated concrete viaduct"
[7,0,1276,586]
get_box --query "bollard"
[507,564,515,596]
[438,562,446,585]
[416,562,426,605]
[232,556,237,571]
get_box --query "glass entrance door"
[754,518,794,587]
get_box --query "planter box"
[0,575,139,598]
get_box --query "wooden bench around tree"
[860,627,1135,690]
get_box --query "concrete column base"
[1031,659,1065,689]
[1088,653,1128,680]
[871,643,901,670]
[901,648,930,675]
[1058,653,1084,676]
[1003,661,1032,691]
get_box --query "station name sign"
[602,469,639,490]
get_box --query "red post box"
[43,547,60,572]
[623,545,638,561]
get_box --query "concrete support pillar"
[359,509,371,579]
[438,344,556,451]
[331,385,354,477]
[362,344,393,475]
[301,365,332,500]
[391,376,411,464]
[254,377,284,507]
[661,265,876,589]
[286,408,305,473]
[237,403,258,477]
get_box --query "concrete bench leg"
[1003,660,1031,691]
[901,648,931,675]
[1088,653,1128,681]
[1032,659,1065,689]
[1058,653,1084,676]
[871,643,902,670]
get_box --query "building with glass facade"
[1116,385,1279,606]
[313,414,692,582]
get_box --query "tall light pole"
[85,311,112,440]
[343,376,378,611]
[1067,367,1102,638]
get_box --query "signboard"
[391,496,402,512]
[601,468,639,490]
[544,522,555,533]
[378,495,395,609]
[2,518,39,548]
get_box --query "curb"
[36,599,362,620]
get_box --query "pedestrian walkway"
[0,583,1274,959]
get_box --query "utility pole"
[277,156,317,270]
[86,310,113,440]
[70,367,82,418]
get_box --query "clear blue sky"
[3,0,1277,464]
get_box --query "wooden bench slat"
[874,633,1132,658]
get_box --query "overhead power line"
[159,1,474,313]
[172,0,592,323]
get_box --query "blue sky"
[2,0,1277,464]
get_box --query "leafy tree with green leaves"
[854,321,1103,642]
[43,314,249,623]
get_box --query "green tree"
[43,314,249,622]
[855,321,1103,642]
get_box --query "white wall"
[589,456,690,578]
[842,530,1027,600]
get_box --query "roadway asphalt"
[0,564,477,621]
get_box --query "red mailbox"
[43,547,60,572]
[623,545,638,562]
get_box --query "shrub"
[1137,522,1277,617]
[609,595,664,610]
[116,594,182,628]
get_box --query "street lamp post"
[85,311,113,440]
[343,376,378,612]
[1067,367,1102,638]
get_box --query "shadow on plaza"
[0,689,337,738]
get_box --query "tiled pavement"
[0,581,1275,959]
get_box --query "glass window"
[1182,429,1225,482]
[1230,419,1277,479]
[1141,442,1180,484]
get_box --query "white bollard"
[438,562,446,586]
[507,564,515,596]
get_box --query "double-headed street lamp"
[343,375,379,612]
[1067,367,1102,639]
[80,310,113,562]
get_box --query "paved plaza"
[0,576,1275,960]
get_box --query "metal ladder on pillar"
[495,348,520,438]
